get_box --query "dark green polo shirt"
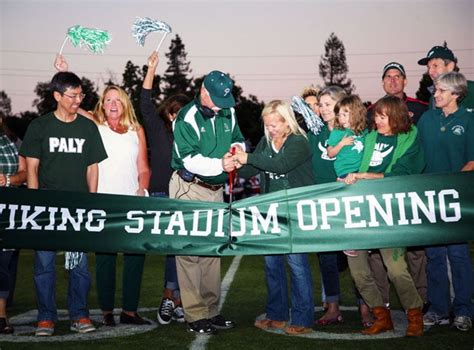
[418,106,474,173]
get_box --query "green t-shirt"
[418,106,474,173]
[308,125,337,184]
[366,134,397,173]
[364,132,425,176]
[20,112,107,192]
[241,134,314,194]
[171,101,244,185]
[327,128,366,177]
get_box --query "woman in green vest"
[344,95,425,337]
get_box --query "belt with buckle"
[193,178,224,191]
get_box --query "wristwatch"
[5,174,11,187]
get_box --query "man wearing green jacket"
[418,45,474,113]
[169,71,245,334]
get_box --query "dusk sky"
[1,0,473,114]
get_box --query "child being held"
[327,95,367,256]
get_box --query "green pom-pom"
[67,25,111,54]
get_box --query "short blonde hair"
[301,86,320,100]
[93,85,140,130]
[262,100,306,143]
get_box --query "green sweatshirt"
[239,134,314,194]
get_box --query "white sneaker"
[423,311,450,326]
[453,315,472,331]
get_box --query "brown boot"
[361,306,393,335]
[406,308,423,337]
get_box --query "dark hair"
[50,72,82,94]
[373,95,411,134]
[0,112,5,134]
[158,94,191,131]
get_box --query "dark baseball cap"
[382,62,406,79]
[203,71,235,108]
[417,46,456,65]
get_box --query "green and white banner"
[1,172,473,255]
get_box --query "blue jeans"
[264,254,313,327]
[34,250,91,321]
[318,252,340,302]
[151,192,180,295]
[426,243,473,318]
[164,256,179,293]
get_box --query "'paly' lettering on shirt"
[49,137,85,153]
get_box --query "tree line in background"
[0,33,433,147]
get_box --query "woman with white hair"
[418,71,474,332]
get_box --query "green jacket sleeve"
[385,135,426,177]
[238,137,265,179]
[172,118,200,160]
[247,135,311,174]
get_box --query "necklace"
[440,115,457,132]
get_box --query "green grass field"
[0,250,473,349]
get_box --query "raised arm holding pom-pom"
[143,51,159,89]
[54,54,68,72]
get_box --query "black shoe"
[102,313,116,327]
[422,302,430,315]
[120,312,151,325]
[157,298,175,325]
[209,314,235,330]
[187,318,217,335]
[0,318,14,334]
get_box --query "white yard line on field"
[189,255,243,350]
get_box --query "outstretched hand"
[54,54,68,72]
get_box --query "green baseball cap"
[418,46,456,65]
[203,71,235,108]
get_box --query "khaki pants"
[348,248,423,310]
[169,172,224,322]
[368,248,427,303]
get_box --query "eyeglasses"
[63,92,86,100]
